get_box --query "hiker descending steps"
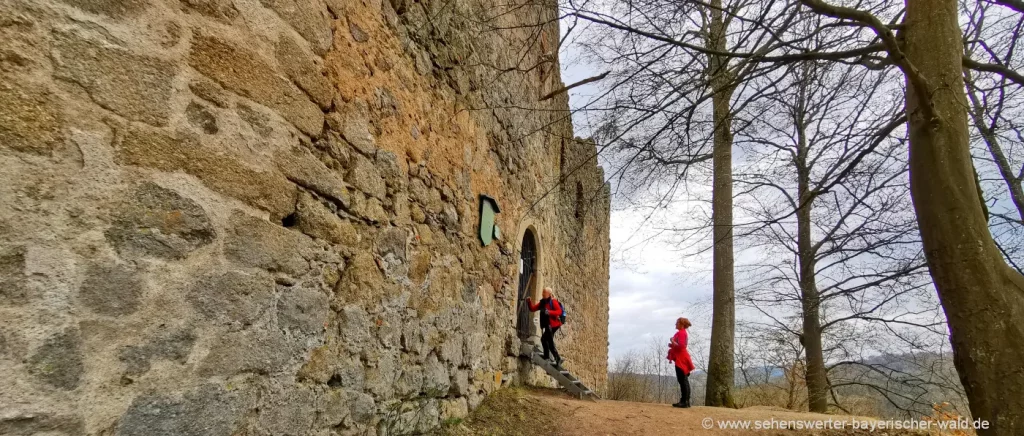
[527,287,565,368]
[523,287,596,401]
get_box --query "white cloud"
[604,208,715,361]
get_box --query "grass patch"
[440,417,464,428]
[435,387,566,436]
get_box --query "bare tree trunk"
[904,1,1024,434]
[785,361,798,410]
[797,195,829,414]
[705,0,737,409]
[794,97,829,413]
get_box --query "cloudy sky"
[604,210,716,362]
[557,50,719,364]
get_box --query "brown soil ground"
[439,387,937,436]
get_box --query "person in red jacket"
[527,287,564,367]
[667,317,695,408]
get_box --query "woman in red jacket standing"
[667,317,695,408]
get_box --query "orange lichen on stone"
[324,3,508,215]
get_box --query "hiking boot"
[671,402,685,408]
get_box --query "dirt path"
[445,388,932,436]
[532,390,887,435]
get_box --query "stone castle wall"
[0,0,609,433]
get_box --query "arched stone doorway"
[516,228,538,339]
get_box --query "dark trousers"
[540,326,560,362]
[675,366,690,405]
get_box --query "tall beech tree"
[901,1,1024,433]
[737,58,933,413]
[704,0,738,408]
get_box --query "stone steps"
[529,349,599,401]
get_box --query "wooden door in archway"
[516,229,537,339]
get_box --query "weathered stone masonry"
[0,0,609,433]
